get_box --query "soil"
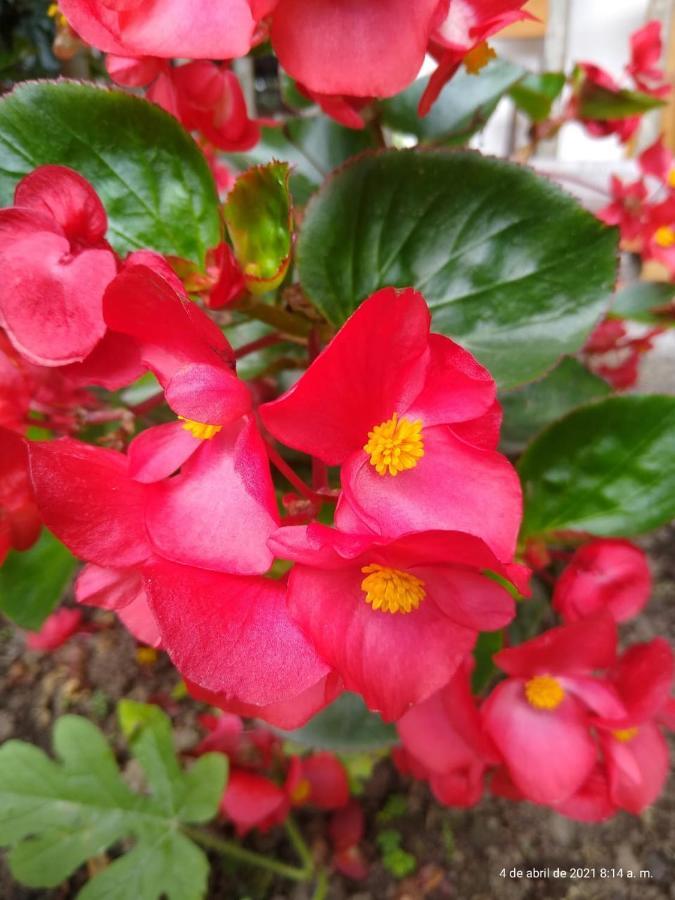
[0,528,673,900]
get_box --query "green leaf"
[0,706,227,898]
[224,162,292,293]
[0,80,220,264]
[578,82,664,120]
[228,119,376,205]
[500,357,611,453]
[280,692,397,752]
[297,149,618,388]
[0,529,75,629]
[509,72,566,122]
[610,281,675,326]
[378,59,524,144]
[519,395,675,539]
[472,631,504,693]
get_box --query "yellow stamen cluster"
[668,169,675,190]
[178,417,223,440]
[654,226,675,248]
[524,675,565,710]
[290,778,311,804]
[464,41,497,75]
[364,413,424,476]
[360,564,425,615]
[613,726,639,743]
[47,2,68,28]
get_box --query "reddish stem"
[265,440,338,506]
[234,333,287,359]
[129,391,166,416]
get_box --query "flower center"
[668,169,675,189]
[612,726,639,743]
[360,564,425,615]
[524,675,565,710]
[654,225,675,248]
[178,417,223,440]
[364,413,424,476]
[464,41,497,75]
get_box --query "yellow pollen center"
[524,675,565,710]
[613,726,639,743]
[464,41,497,75]
[47,3,68,27]
[290,778,311,805]
[667,169,675,189]
[654,225,675,248]
[178,417,223,440]
[360,564,425,615]
[364,413,424,476]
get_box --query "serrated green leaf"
[378,59,524,144]
[0,80,220,264]
[297,149,618,388]
[519,395,675,538]
[0,528,75,629]
[500,357,611,453]
[0,707,227,899]
[280,692,397,752]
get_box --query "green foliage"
[376,794,409,824]
[0,81,221,264]
[519,395,675,539]
[376,829,416,879]
[281,692,398,752]
[509,72,566,121]
[227,119,377,205]
[0,702,227,899]
[500,357,611,453]
[578,81,665,119]
[297,149,618,388]
[472,631,504,693]
[610,281,675,326]
[224,162,292,293]
[0,529,75,629]
[378,59,524,144]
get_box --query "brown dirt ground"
[0,527,673,900]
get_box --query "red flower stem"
[234,332,287,359]
[265,440,324,505]
[312,457,329,492]
[182,825,310,881]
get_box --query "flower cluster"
[396,538,674,819]
[56,0,529,130]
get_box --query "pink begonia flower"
[106,57,262,152]
[329,800,369,879]
[25,608,84,652]
[270,524,524,721]
[76,563,162,647]
[627,20,671,98]
[553,539,652,624]
[194,711,280,769]
[420,0,531,115]
[261,288,522,562]
[574,63,640,143]
[596,176,648,245]
[482,618,627,806]
[59,0,257,60]
[220,768,288,836]
[396,659,499,807]
[0,428,41,565]
[0,166,118,367]
[593,639,673,814]
[638,136,675,184]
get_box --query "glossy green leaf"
[228,119,376,205]
[472,631,504,693]
[0,81,220,264]
[0,529,75,630]
[500,357,611,453]
[519,395,675,539]
[297,149,618,388]
[610,281,675,326]
[578,83,664,119]
[378,59,524,144]
[224,162,292,293]
[0,705,227,898]
[509,72,566,122]
[280,692,398,752]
